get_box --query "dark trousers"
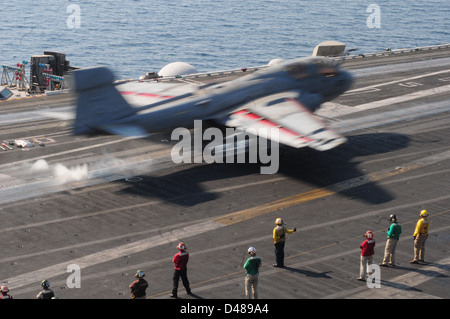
[274,241,285,267]
[172,269,191,295]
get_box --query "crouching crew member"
[36,280,55,299]
[0,285,13,299]
[129,270,148,299]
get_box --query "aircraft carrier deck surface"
[0,46,449,305]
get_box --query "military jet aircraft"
[71,56,353,151]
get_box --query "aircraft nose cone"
[340,70,353,92]
[324,70,353,101]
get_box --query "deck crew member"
[0,285,13,299]
[36,280,55,299]
[380,214,402,267]
[410,210,430,264]
[129,270,149,299]
[243,246,262,299]
[357,231,375,281]
[272,218,296,268]
[171,242,192,298]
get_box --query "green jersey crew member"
[380,214,402,267]
[243,246,262,299]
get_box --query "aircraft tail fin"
[72,66,137,135]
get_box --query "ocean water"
[1,0,449,79]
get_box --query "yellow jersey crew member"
[410,210,430,264]
[273,218,296,268]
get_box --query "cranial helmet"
[420,210,428,217]
[41,280,50,289]
[177,242,186,251]
[365,231,374,239]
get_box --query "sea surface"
[1,0,449,79]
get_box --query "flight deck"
[0,45,449,300]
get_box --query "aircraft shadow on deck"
[116,132,409,207]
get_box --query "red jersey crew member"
[171,242,192,298]
[410,210,430,264]
[357,230,375,281]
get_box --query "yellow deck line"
[214,150,450,225]
[214,188,333,225]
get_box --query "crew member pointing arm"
[273,218,296,268]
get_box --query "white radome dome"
[158,62,198,77]
[267,58,284,66]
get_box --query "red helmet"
[177,242,186,251]
[1,285,9,293]
[365,231,374,239]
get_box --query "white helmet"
[248,246,256,254]
[275,218,283,225]
[1,285,9,293]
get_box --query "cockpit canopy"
[311,58,339,77]
[285,58,340,79]
[285,62,309,79]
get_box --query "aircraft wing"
[220,91,347,151]
[116,81,199,107]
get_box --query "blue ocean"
[1,0,449,79]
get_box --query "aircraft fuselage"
[117,57,352,132]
